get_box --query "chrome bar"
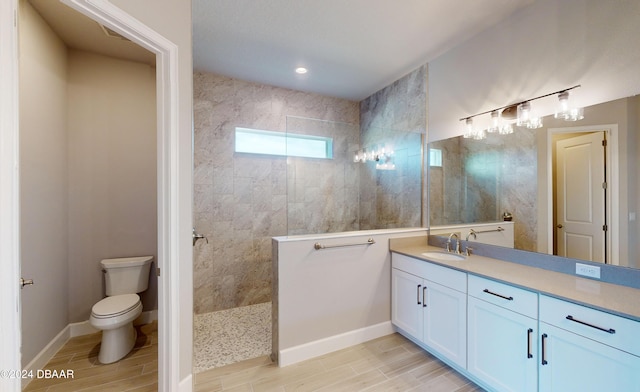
[469,227,505,235]
[313,238,375,250]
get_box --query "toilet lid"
[92,294,140,318]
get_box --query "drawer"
[540,295,640,356]
[468,274,538,318]
[392,253,466,293]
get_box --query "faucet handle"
[465,247,473,256]
[445,241,452,252]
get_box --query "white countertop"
[390,238,640,322]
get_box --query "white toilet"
[90,256,153,364]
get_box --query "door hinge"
[602,139,607,147]
[603,225,608,231]
[602,182,607,189]
[156,267,161,277]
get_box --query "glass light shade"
[499,123,514,135]
[487,110,500,133]
[554,91,570,119]
[527,116,543,129]
[516,101,531,126]
[566,107,584,121]
[555,91,584,121]
[463,118,474,138]
[473,128,486,140]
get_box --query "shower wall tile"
[359,65,427,230]
[193,72,358,313]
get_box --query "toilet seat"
[91,294,140,319]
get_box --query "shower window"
[235,127,333,159]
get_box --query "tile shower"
[193,66,427,371]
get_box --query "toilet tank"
[101,256,153,296]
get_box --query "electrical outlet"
[576,263,601,279]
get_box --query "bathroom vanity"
[390,238,640,392]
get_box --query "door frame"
[546,125,619,265]
[0,0,21,390]
[0,0,192,390]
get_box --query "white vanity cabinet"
[391,253,467,369]
[467,275,538,392]
[538,295,640,392]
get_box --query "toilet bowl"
[90,294,143,364]
[90,256,152,364]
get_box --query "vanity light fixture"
[460,85,582,140]
[554,91,584,121]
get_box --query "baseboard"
[179,374,193,392]
[21,309,158,389]
[22,325,70,389]
[277,321,394,367]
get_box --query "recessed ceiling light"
[295,67,308,74]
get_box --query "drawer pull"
[423,286,428,308]
[527,328,533,359]
[483,288,514,301]
[541,333,548,365]
[417,285,421,305]
[566,315,616,334]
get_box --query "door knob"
[192,228,208,246]
[557,224,563,228]
[20,278,34,288]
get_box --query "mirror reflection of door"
[555,131,607,263]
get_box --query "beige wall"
[19,0,69,366]
[67,50,157,322]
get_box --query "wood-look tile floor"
[23,321,158,392]
[25,323,485,392]
[194,333,485,392]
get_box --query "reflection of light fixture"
[460,85,582,137]
[554,91,584,121]
[353,145,395,170]
[295,67,308,74]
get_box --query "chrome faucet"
[466,229,477,241]
[446,232,461,254]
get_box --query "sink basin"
[421,251,466,262]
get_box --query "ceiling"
[30,0,535,101]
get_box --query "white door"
[467,297,538,392]
[423,279,467,368]
[391,268,424,339]
[539,323,640,392]
[555,132,606,262]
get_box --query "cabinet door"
[539,322,640,392]
[423,279,466,368]
[391,268,423,339]
[468,296,537,392]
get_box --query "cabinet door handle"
[417,285,422,305]
[423,286,427,308]
[541,333,548,365]
[527,328,533,359]
[483,288,514,301]
[566,315,616,334]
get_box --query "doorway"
[1,0,191,390]
[547,125,619,265]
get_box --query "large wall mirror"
[429,95,639,269]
